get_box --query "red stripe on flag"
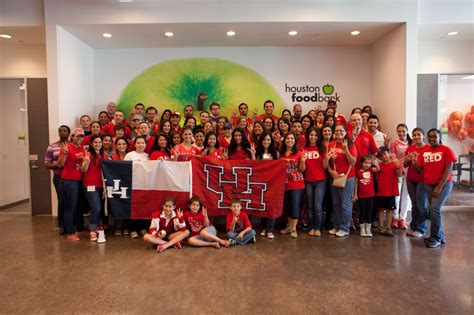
[131,190,190,219]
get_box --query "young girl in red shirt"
[149,133,171,160]
[171,127,201,161]
[376,147,402,236]
[202,131,223,159]
[143,197,190,253]
[184,197,229,248]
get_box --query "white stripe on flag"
[132,160,191,192]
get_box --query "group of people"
[44,98,455,250]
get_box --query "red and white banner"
[191,158,286,218]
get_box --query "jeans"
[227,229,256,245]
[424,182,453,242]
[261,218,276,232]
[84,187,104,230]
[358,197,374,224]
[393,175,411,220]
[323,176,334,228]
[407,181,428,233]
[330,177,355,233]
[61,180,82,235]
[305,180,326,230]
[284,189,304,219]
[53,174,65,229]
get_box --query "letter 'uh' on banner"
[101,159,285,219]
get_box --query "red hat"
[171,112,181,117]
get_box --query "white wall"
[371,24,408,139]
[57,26,94,127]
[0,44,47,77]
[94,46,372,118]
[0,79,29,206]
[418,41,474,74]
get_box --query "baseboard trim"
[0,199,30,210]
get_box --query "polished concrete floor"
[0,207,473,314]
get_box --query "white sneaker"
[336,230,349,237]
[260,229,266,237]
[130,231,139,239]
[366,224,373,237]
[280,226,291,234]
[360,224,367,237]
[290,230,298,238]
[411,230,423,238]
[328,228,337,235]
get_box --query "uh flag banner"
[101,160,191,219]
[191,158,286,218]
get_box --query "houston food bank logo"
[285,83,341,103]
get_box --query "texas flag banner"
[191,158,286,218]
[101,160,191,219]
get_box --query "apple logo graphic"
[323,84,334,95]
[116,58,285,117]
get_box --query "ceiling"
[62,22,403,49]
[418,23,474,41]
[0,26,45,45]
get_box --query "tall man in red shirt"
[103,110,130,136]
[255,100,279,124]
[327,100,347,126]
[348,113,378,163]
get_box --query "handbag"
[331,144,352,188]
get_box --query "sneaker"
[391,219,399,228]
[411,231,423,238]
[173,241,182,249]
[385,227,394,237]
[228,238,237,246]
[398,219,408,230]
[290,230,298,238]
[115,230,123,236]
[314,230,322,237]
[260,229,266,237]
[252,236,257,243]
[280,226,292,234]
[336,230,349,237]
[130,231,139,239]
[267,232,275,239]
[89,231,98,242]
[123,229,130,236]
[308,229,315,236]
[328,228,337,235]
[366,227,373,237]
[379,226,386,235]
[360,224,367,237]
[426,239,442,248]
[424,237,446,244]
[67,234,80,241]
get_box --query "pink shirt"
[390,139,409,174]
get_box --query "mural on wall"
[117,58,285,116]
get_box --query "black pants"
[358,197,374,224]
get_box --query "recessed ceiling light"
[226,31,236,36]
[164,32,174,37]
[118,0,133,2]
[351,30,360,36]
[102,33,112,38]
[447,31,458,36]
[288,31,298,36]
[0,34,12,39]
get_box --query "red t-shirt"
[59,144,84,181]
[128,136,155,154]
[184,211,206,237]
[149,150,170,160]
[83,152,103,188]
[255,114,278,124]
[349,129,378,158]
[405,144,429,183]
[304,146,326,182]
[103,123,131,138]
[226,211,252,233]
[335,113,347,126]
[356,168,375,198]
[219,137,231,149]
[376,162,400,197]
[296,134,306,151]
[228,148,250,160]
[326,141,357,178]
[419,144,456,185]
[111,153,125,161]
[172,144,201,161]
[281,151,305,190]
[205,148,223,159]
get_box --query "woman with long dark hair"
[225,128,255,160]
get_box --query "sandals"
[173,241,182,249]
[157,245,165,253]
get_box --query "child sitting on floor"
[226,198,256,245]
[184,196,230,248]
[143,197,190,253]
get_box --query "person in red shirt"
[327,100,347,126]
[111,138,128,161]
[354,155,380,237]
[80,135,104,242]
[231,103,255,127]
[415,128,456,248]
[170,112,182,133]
[219,122,232,149]
[404,128,429,238]
[184,196,230,248]
[304,127,328,237]
[149,133,171,160]
[326,123,357,237]
[348,113,378,164]
[279,132,307,238]
[224,128,255,160]
[57,128,86,241]
[255,100,279,124]
[290,120,306,151]
[128,122,155,154]
[226,199,256,245]
[98,111,110,130]
[143,197,190,253]
[375,147,402,237]
[171,127,201,161]
[103,110,130,137]
[202,131,223,159]
[106,101,117,121]
[82,121,102,148]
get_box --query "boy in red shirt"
[375,147,402,236]
[226,199,256,245]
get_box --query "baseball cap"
[132,114,143,121]
[72,128,85,136]
[171,112,181,117]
